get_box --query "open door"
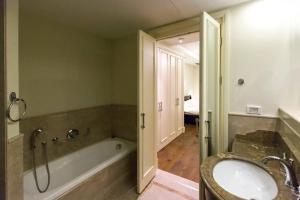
[137,30,157,193]
[199,12,221,162]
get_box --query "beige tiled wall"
[277,110,300,177]
[228,111,300,177]
[21,105,112,171]
[59,152,136,200]
[7,134,23,200]
[21,105,138,171]
[228,114,278,147]
[111,105,137,141]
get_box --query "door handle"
[176,98,180,106]
[158,102,163,112]
[141,113,145,129]
[204,136,211,140]
[205,120,211,139]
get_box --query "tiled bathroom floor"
[117,169,199,200]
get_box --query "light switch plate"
[246,105,262,115]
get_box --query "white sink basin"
[213,160,278,200]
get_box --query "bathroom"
[7,0,139,199]
[1,0,300,200]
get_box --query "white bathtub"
[24,137,136,200]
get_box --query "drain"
[116,143,122,150]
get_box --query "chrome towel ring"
[7,92,27,122]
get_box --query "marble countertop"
[200,130,299,200]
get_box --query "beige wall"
[20,13,113,117]
[228,0,300,117]
[289,9,300,110]
[183,62,199,100]
[7,135,23,200]
[20,13,138,118]
[111,34,137,105]
[6,0,19,139]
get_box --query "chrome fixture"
[262,156,300,196]
[52,129,80,143]
[237,78,245,85]
[51,137,61,143]
[141,113,145,129]
[66,129,79,139]
[176,98,180,106]
[158,102,163,112]
[31,128,44,149]
[31,128,51,193]
[116,143,122,150]
[6,92,27,122]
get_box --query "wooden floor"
[158,124,200,182]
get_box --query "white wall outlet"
[246,105,262,115]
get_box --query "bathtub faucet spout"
[66,129,80,139]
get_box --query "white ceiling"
[161,32,199,46]
[20,0,251,39]
[180,42,200,60]
[161,32,200,60]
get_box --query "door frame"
[147,10,229,153]
[138,10,229,193]
[0,0,6,198]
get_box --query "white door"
[199,12,221,162]
[157,49,170,149]
[156,48,184,151]
[138,30,157,193]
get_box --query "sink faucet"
[262,156,300,195]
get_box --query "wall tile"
[277,111,300,179]
[21,105,112,171]
[228,114,278,146]
[21,105,138,171]
[59,152,136,200]
[7,134,23,200]
[228,112,300,179]
[111,105,137,141]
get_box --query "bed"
[184,96,199,125]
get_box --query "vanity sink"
[213,159,278,200]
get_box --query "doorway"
[137,11,225,195]
[156,32,200,183]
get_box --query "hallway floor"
[158,124,200,182]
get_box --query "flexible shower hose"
[32,141,51,193]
